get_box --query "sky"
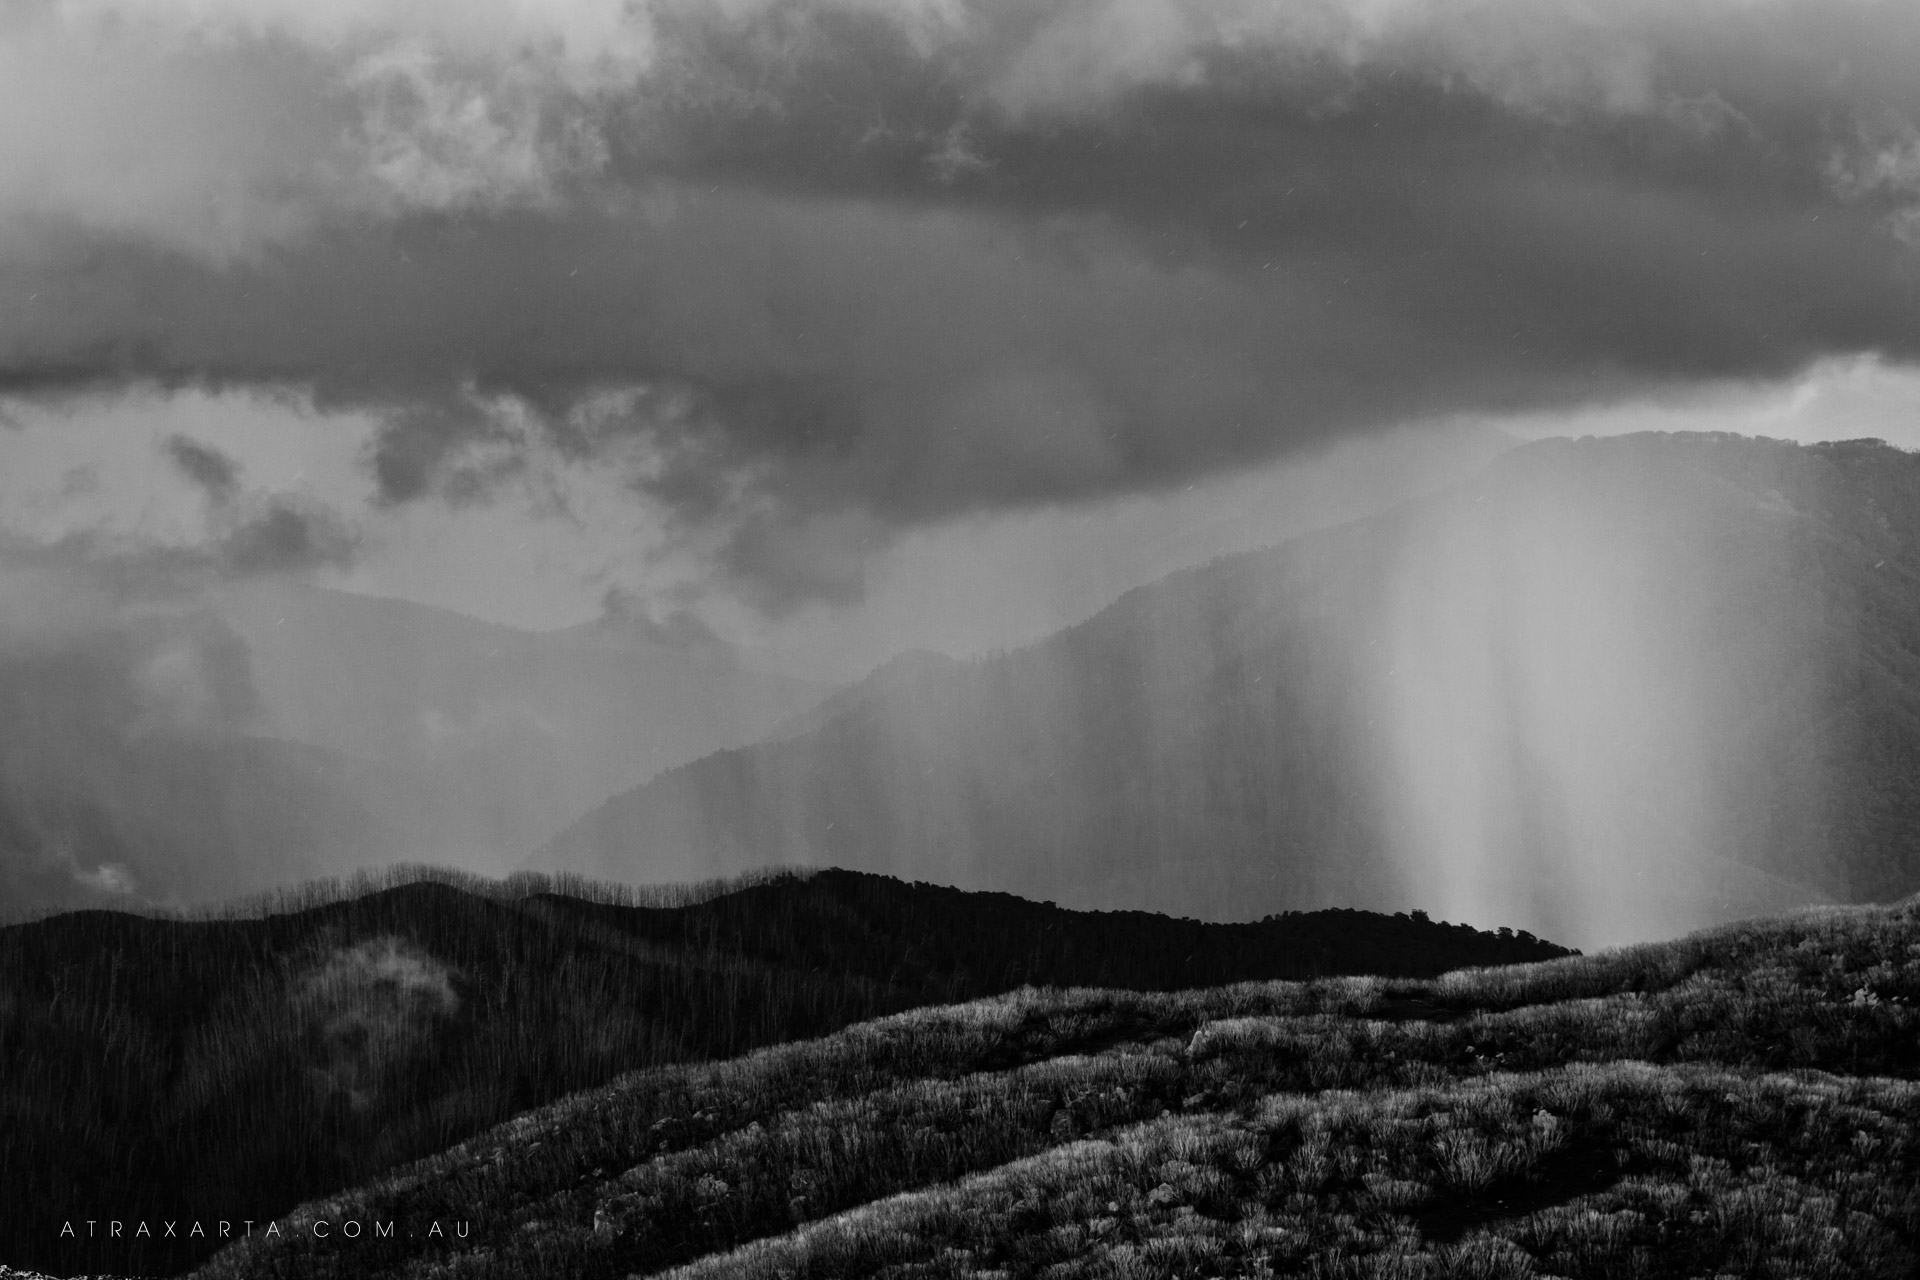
[5,0,1920,680]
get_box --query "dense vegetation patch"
[190,895,1920,1279]
[0,866,1560,1276]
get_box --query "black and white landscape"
[6,1,1920,1277]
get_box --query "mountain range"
[532,433,1920,948]
[216,583,827,859]
[0,585,823,915]
[10,431,1920,945]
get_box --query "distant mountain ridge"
[0,715,499,916]
[0,583,830,915]
[532,434,1920,947]
[760,648,966,744]
[218,582,829,851]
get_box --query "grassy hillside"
[533,434,1920,946]
[187,893,1920,1280]
[0,867,1562,1277]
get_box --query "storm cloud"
[153,434,363,576]
[5,0,1920,606]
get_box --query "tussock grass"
[1429,898,1916,1010]
[660,1064,1920,1280]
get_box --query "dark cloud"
[162,435,243,504]
[717,506,884,615]
[216,500,359,577]
[155,433,363,577]
[365,399,520,507]
[6,0,1920,607]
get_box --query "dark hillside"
[550,868,1572,995]
[0,867,1563,1277]
[190,893,1920,1280]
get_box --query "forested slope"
[195,894,1920,1280]
[1,867,1562,1277]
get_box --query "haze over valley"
[0,580,825,913]
[6,428,1920,954]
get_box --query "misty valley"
[16,434,1920,947]
[6,433,1920,1278]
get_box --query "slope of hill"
[757,648,965,744]
[191,893,1920,1279]
[532,434,1920,948]
[214,584,829,859]
[0,867,1564,1278]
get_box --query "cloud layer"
[5,0,1920,606]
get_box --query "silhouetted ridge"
[0,867,1564,1276]
[526,869,1573,997]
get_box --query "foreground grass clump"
[0,866,1560,1277]
[189,895,1920,1279]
